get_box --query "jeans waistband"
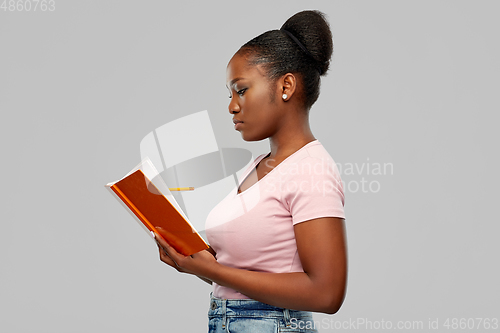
[208,292,312,319]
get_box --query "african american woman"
[153,10,348,333]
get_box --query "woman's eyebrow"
[226,77,244,89]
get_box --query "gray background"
[1,1,498,332]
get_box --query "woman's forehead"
[227,54,250,74]
[226,54,267,84]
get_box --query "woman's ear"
[281,73,297,101]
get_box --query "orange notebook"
[106,158,209,256]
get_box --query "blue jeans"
[208,293,318,333]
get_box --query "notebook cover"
[110,169,209,256]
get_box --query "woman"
[153,10,347,333]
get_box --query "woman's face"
[226,53,283,141]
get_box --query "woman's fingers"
[152,231,177,256]
[157,240,169,261]
[152,230,188,272]
[158,243,174,264]
[151,230,217,279]
[158,243,189,273]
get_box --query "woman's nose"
[228,97,240,114]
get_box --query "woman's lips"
[233,119,243,130]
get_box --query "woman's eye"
[228,88,247,98]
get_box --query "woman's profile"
[153,10,347,333]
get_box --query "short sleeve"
[280,156,345,225]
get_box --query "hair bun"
[280,10,333,76]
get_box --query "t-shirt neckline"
[235,139,319,196]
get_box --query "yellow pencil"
[169,187,195,191]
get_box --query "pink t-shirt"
[204,140,345,299]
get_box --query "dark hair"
[237,10,333,110]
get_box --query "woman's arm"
[155,217,347,314]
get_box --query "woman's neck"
[267,115,316,160]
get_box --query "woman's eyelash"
[228,88,247,99]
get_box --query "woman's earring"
[282,94,288,100]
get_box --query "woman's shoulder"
[281,140,339,173]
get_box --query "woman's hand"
[152,231,218,279]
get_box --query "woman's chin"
[240,133,255,141]
[241,134,267,142]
